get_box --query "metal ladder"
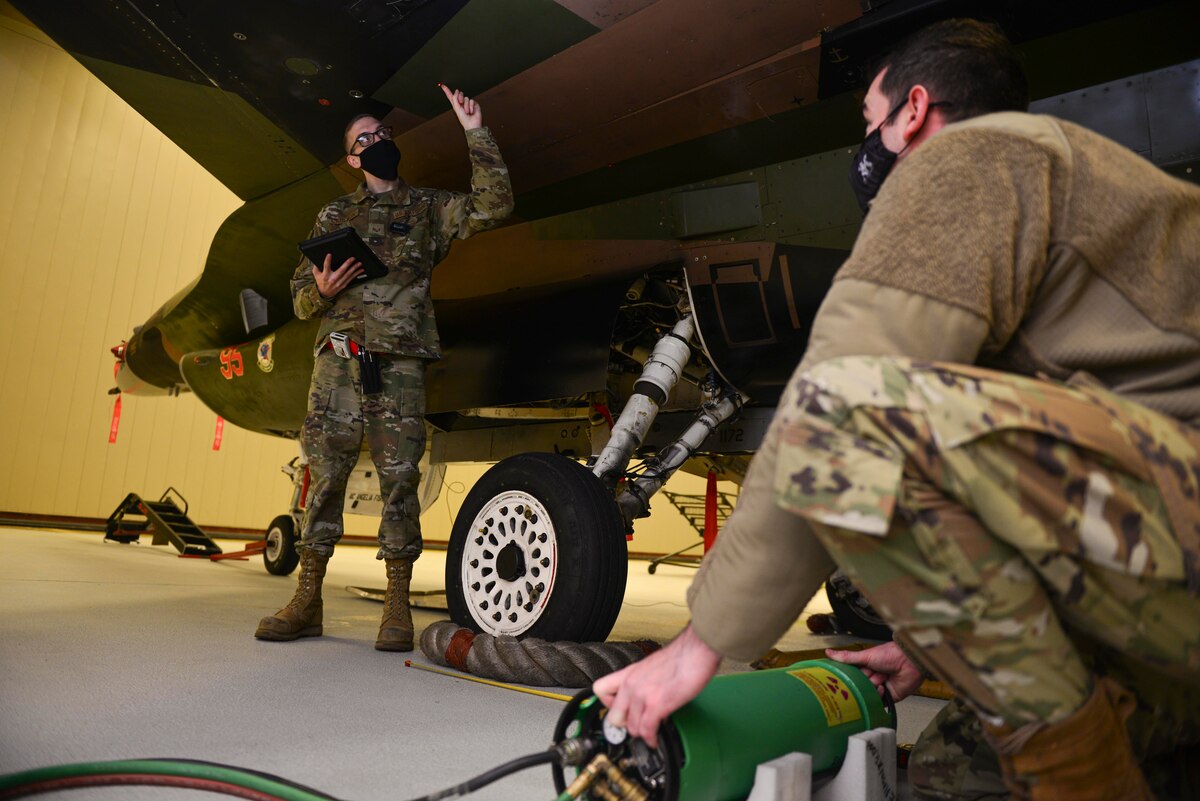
[104,488,222,557]
[647,488,737,573]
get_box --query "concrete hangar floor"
[0,526,942,800]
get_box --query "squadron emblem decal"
[257,334,275,373]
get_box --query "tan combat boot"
[985,678,1156,801]
[254,549,328,641]
[375,558,414,651]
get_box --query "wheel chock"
[183,541,266,561]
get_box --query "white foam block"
[744,728,898,801]
[815,728,898,801]
[746,752,813,801]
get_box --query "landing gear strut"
[446,313,744,642]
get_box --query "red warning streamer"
[703,470,718,552]
[108,396,122,444]
[212,416,225,451]
[108,362,121,444]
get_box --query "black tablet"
[298,227,389,288]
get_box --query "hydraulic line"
[616,391,741,526]
[0,759,344,801]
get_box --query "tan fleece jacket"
[688,112,1200,660]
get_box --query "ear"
[899,84,931,142]
[346,153,361,170]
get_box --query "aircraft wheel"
[447,452,627,643]
[263,514,300,576]
[826,572,893,641]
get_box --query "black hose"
[402,750,558,801]
[551,689,596,794]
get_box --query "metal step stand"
[104,488,222,557]
[647,482,737,573]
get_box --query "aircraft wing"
[12,0,868,414]
[12,0,1199,436]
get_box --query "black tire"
[446,452,628,643]
[826,572,893,641]
[263,514,300,576]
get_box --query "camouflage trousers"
[772,357,1200,800]
[299,350,427,561]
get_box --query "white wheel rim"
[460,491,558,636]
[265,527,284,562]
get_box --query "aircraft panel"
[551,0,659,29]
[181,320,317,436]
[764,145,864,246]
[374,0,600,117]
[817,0,1193,100]
[686,243,843,403]
[515,92,865,221]
[1028,59,1200,180]
[394,0,862,197]
[425,277,632,414]
[779,223,865,252]
[1145,63,1200,168]
[74,54,325,200]
[671,182,763,239]
[11,0,470,191]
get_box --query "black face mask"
[357,139,401,180]
[848,99,954,213]
[847,100,907,214]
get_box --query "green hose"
[0,759,342,801]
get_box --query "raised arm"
[433,84,514,245]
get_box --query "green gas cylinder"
[552,659,894,801]
[666,659,894,801]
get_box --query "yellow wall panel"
[0,12,297,529]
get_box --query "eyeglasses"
[349,126,393,153]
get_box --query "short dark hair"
[872,18,1028,123]
[343,113,378,153]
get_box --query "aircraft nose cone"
[495,541,526,582]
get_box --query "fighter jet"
[14,0,1198,643]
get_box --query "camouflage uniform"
[685,112,1200,798]
[772,357,1200,799]
[291,127,513,559]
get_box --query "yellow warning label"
[788,667,863,728]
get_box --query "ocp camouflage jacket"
[291,126,513,358]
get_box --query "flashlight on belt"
[328,332,383,395]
